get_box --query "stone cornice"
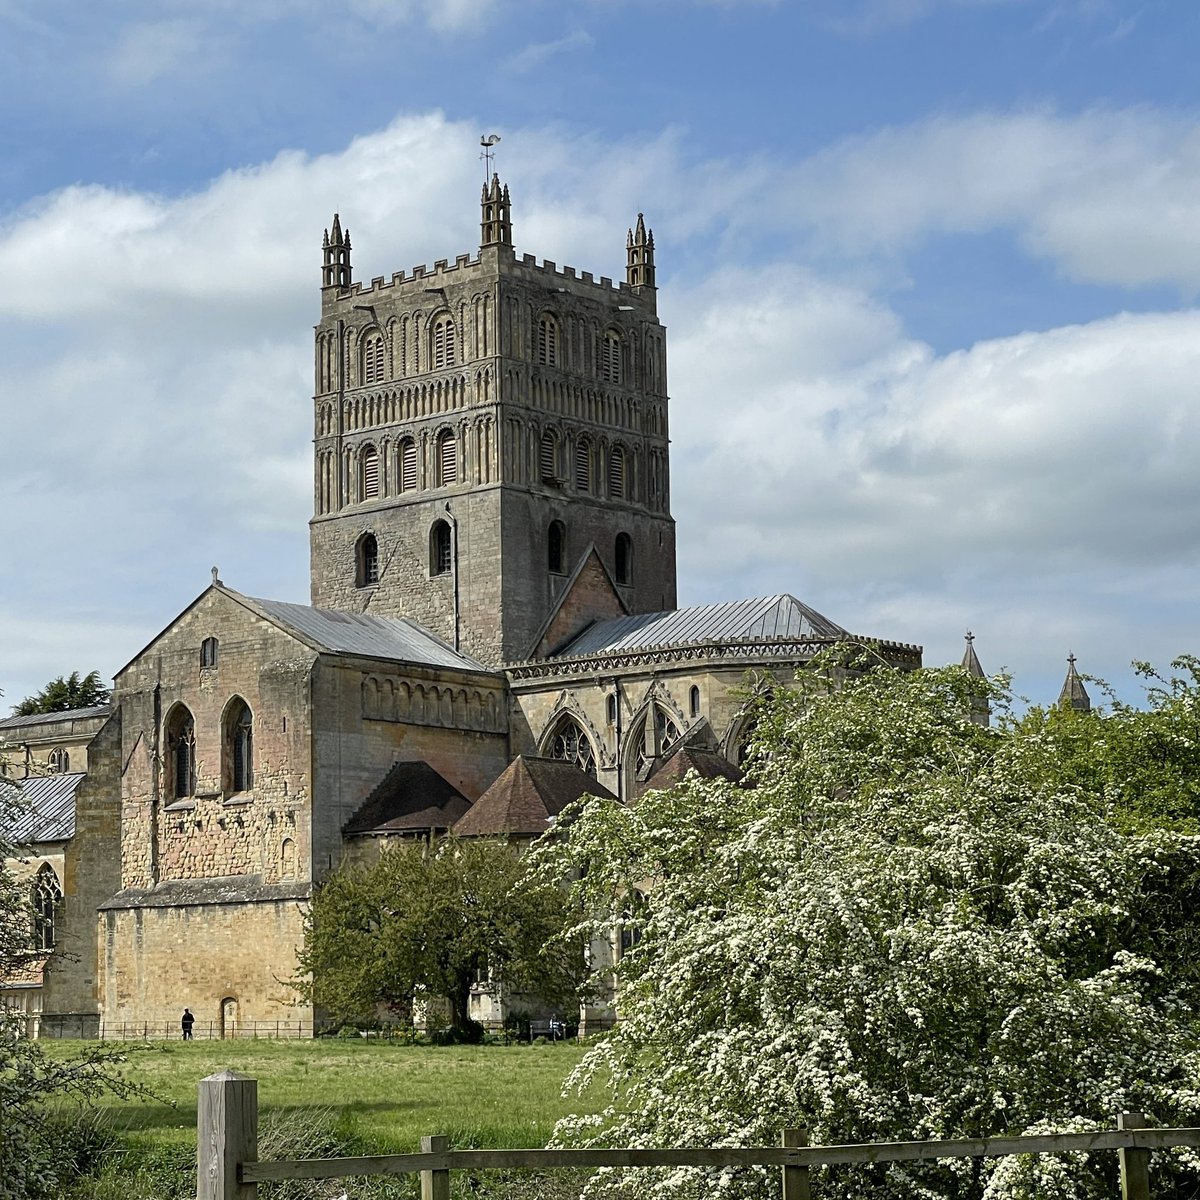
[505,635,923,684]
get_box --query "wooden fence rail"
[197,1071,1199,1200]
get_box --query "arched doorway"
[219,996,238,1040]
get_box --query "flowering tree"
[537,653,1200,1199]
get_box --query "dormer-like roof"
[454,756,616,838]
[343,761,470,837]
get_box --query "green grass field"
[44,1037,600,1152]
[39,1038,605,1199]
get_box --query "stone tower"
[309,177,677,666]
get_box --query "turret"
[322,214,352,289]
[961,631,990,727]
[1057,654,1092,714]
[480,175,512,248]
[626,213,656,291]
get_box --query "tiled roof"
[0,705,110,731]
[552,595,847,658]
[455,756,617,837]
[640,745,743,797]
[1,772,84,844]
[237,593,491,673]
[344,761,471,836]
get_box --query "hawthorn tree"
[536,652,1200,1200]
[13,671,109,716]
[295,836,588,1040]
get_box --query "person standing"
[181,1008,195,1040]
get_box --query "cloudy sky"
[2,0,1198,712]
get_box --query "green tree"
[0,780,133,1199]
[295,837,588,1040]
[12,671,110,716]
[536,651,1200,1200]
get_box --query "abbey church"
[1,177,926,1037]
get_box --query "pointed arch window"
[430,519,453,576]
[225,699,253,795]
[362,331,385,385]
[600,330,622,384]
[540,429,559,484]
[399,438,418,492]
[437,429,457,486]
[48,747,69,774]
[548,520,566,574]
[633,703,681,782]
[357,532,379,587]
[360,443,380,500]
[32,864,62,951]
[574,437,593,493]
[615,532,632,586]
[608,446,626,499]
[166,706,196,802]
[432,315,456,369]
[538,314,559,366]
[548,716,597,778]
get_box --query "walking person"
[181,1008,195,1040]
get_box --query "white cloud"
[107,19,210,87]
[505,29,594,75]
[4,105,1200,708]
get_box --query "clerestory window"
[548,716,597,778]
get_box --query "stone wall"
[41,712,123,1034]
[99,882,310,1033]
[114,588,316,891]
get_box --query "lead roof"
[552,594,847,658]
[1,772,84,844]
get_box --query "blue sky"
[2,0,1199,711]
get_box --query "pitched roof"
[454,756,617,837]
[0,705,110,731]
[238,593,489,672]
[1,772,84,844]
[343,761,471,836]
[1058,655,1092,714]
[551,594,847,658]
[640,745,743,796]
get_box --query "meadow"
[39,1037,602,1199]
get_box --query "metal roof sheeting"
[0,706,110,731]
[554,594,847,658]
[241,595,489,672]
[2,772,83,844]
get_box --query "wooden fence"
[196,1070,1200,1200]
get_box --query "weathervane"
[480,133,501,180]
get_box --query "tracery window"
[399,438,418,492]
[430,520,453,576]
[538,315,559,366]
[200,636,219,668]
[437,429,457,486]
[357,533,379,587]
[633,703,681,781]
[362,331,385,385]
[608,445,626,499]
[225,699,253,794]
[574,437,592,493]
[360,443,380,500]
[600,330,622,384]
[432,315,456,369]
[32,864,61,951]
[615,532,632,586]
[48,747,69,774]
[539,429,559,484]
[548,520,566,574]
[548,716,597,778]
[166,706,196,801]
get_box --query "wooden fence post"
[198,1070,258,1200]
[782,1127,811,1200]
[420,1134,451,1200]
[1118,1111,1150,1200]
